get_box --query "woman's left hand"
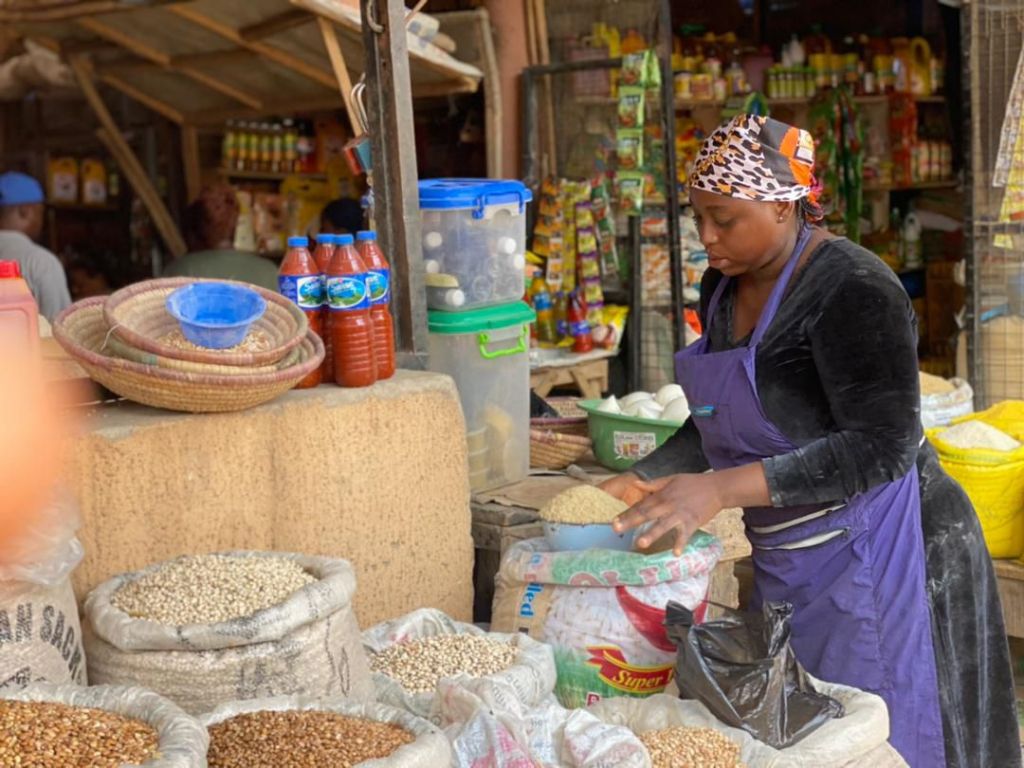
[612,472,724,555]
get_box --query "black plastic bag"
[666,600,844,749]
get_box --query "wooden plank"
[181,125,201,202]
[97,73,185,124]
[185,96,343,126]
[532,0,556,179]
[994,559,1024,639]
[317,16,360,136]
[169,4,337,90]
[471,499,541,528]
[240,9,312,41]
[71,53,185,257]
[77,16,263,109]
[169,49,254,69]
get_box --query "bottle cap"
[337,234,355,246]
[356,230,377,241]
[317,233,336,246]
[287,236,309,248]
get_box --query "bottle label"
[327,274,370,311]
[279,275,323,309]
[533,293,552,311]
[571,320,591,336]
[366,268,391,305]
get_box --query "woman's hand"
[598,472,650,508]
[612,472,725,556]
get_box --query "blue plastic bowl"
[165,282,267,350]
[543,521,636,552]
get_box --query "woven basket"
[530,428,592,470]
[102,333,302,375]
[55,297,324,413]
[531,396,588,438]
[104,277,308,367]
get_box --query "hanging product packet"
[616,129,644,171]
[621,52,648,88]
[617,172,645,216]
[591,181,619,280]
[618,87,646,129]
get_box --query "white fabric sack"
[84,551,373,715]
[200,694,452,768]
[587,684,907,768]
[3,682,208,767]
[921,378,974,429]
[0,492,86,692]
[363,607,556,725]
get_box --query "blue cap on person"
[0,173,44,206]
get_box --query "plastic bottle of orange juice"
[0,261,39,351]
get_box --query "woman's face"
[690,189,794,277]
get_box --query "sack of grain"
[0,493,87,692]
[362,607,556,726]
[586,687,906,768]
[491,534,721,709]
[920,374,973,429]
[84,551,373,715]
[2,682,208,767]
[200,695,452,767]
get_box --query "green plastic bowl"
[579,398,684,471]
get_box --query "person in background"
[163,183,278,291]
[320,197,364,236]
[0,171,71,321]
[67,256,112,300]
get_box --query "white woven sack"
[3,682,208,767]
[200,694,452,768]
[587,683,907,768]
[84,551,373,715]
[921,377,974,429]
[362,607,556,726]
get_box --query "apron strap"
[749,225,813,346]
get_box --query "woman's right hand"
[598,472,650,508]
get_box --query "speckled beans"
[370,635,517,693]
[640,726,745,768]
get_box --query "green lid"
[428,301,535,334]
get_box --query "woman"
[603,115,1019,767]
[163,184,279,291]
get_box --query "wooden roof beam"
[169,49,254,69]
[75,17,264,109]
[169,4,336,90]
[239,9,311,42]
[98,72,185,123]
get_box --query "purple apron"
[674,229,946,767]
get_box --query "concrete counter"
[66,370,474,627]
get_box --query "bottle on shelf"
[327,234,377,388]
[529,274,558,345]
[283,119,299,174]
[258,123,273,173]
[553,290,569,341]
[270,122,284,174]
[312,232,336,383]
[567,290,594,353]
[278,236,323,389]
[357,230,396,380]
[222,121,238,171]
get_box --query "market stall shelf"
[530,348,616,399]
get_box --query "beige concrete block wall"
[66,370,473,627]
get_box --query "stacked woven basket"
[53,278,324,413]
[530,397,592,470]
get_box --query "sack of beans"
[586,688,905,768]
[363,607,557,725]
[83,551,374,715]
[200,695,452,767]
[1,682,208,767]
[491,535,720,709]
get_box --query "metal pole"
[659,0,684,353]
[360,0,428,367]
[962,2,980,404]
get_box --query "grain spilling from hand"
[938,421,1022,451]
[111,554,315,625]
[640,726,744,768]
[0,700,158,767]
[920,372,956,396]
[370,635,517,693]
[160,327,273,354]
[539,484,628,524]
[208,710,414,768]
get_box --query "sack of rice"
[586,687,906,768]
[920,374,973,429]
[84,551,373,715]
[363,607,556,726]
[1,682,208,767]
[200,695,452,768]
[491,534,721,709]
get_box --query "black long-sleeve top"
[632,237,923,508]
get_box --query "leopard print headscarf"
[688,115,821,212]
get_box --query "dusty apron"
[674,228,946,767]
